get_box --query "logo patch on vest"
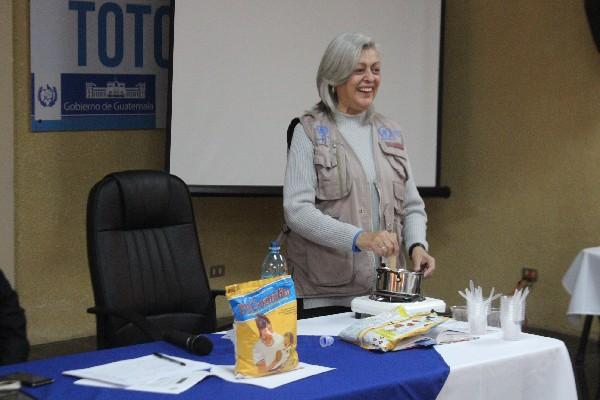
[378,127,401,140]
[315,123,330,145]
[384,141,405,150]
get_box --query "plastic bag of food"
[340,306,448,351]
[226,275,299,377]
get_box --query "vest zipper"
[372,124,384,233]
[373,182,380,232]
[334,143,346,195]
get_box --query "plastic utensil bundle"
[458,280,502,335]
[458,280,502,308]
[502,287,529,323]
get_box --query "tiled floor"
[28,327,598,398]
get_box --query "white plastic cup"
[452,305,501,327]
[500,295,523,341]
[450,305,467,321]
[467,300,488,335]
[487,307,501,328]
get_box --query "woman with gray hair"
[283,32,435,319]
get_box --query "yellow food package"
[225,275,299,378]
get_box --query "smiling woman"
[283,32,435,319]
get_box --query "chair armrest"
[217,321,233,332]
[209,290,232,331]
[87,307,162,341]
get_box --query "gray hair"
[315,32,379,119]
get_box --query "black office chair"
[86,170,224,349]
[0,269,30,365]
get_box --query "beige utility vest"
[286,111,410,298]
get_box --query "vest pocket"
[391,183,406,272]
[379,142,409,181]
[314,145,352,200]
[393,180,406,217]
[305,245,354,286]
[392,180,406,253]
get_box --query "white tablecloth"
[298,312,577,400]
[563,247,600,323]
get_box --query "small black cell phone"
[0,373,53,388]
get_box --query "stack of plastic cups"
[459,280,501,336]
[500,294,526,340]
[467,299,487,335]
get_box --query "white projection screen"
[169,0,446,196]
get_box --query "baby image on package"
[226,276,299,378]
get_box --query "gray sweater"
[283,112,428,308]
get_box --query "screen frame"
[165,0,450,198]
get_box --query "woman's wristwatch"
[408,243,426,260]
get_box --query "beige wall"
[425,1,600,334]
[9,1,600,345]
[1,0,15,286]
[13,2,166,344]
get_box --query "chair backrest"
[86,170,216,348]
[287,117,300,151]
[0,269,29,364]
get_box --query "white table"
[562,246,600,362]
[563,247,600,318]
[299,312,577,400]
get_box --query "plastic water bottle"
[260,241,288,278]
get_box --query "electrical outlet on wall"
[522,267,538,283]
[209,264,225,278]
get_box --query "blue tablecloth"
[0,335,449,400]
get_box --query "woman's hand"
[411,246,435,277]
[356,231,399,257]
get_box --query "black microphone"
[163,330,213,356]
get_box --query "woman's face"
[335,48,381,115]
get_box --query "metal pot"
[375,266,423,296]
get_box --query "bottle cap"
[319,335,334,347]
[269,240,280,251]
